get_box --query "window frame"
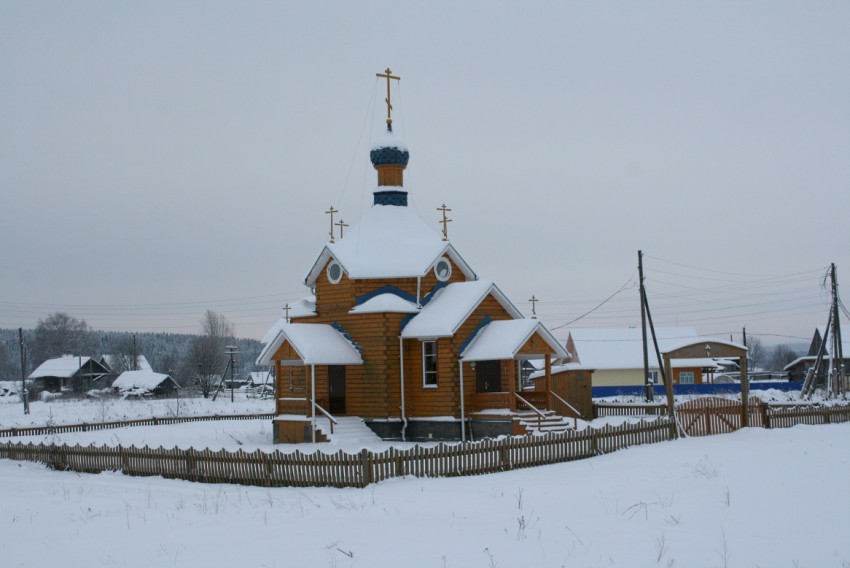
[422,340,438,388]
[679,370,695,384]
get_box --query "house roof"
[401,281,522,339]
[529,362,594,380]
[349,293,420,314]
[671,358,720,369]
[567,327,700,370]
[247,371,273,386]
[257,323,364,366]
[112,371,177,391]
[101,354,153,373]
[29,356,107,379]
[460,319,569,362]
[303,202,476,285]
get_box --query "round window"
[327,261,343,284]
[434,257,452,282]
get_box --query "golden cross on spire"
[283,303,291,323]
[335,218,349,239]
[325,206,338,243]
[437,204,452,241]
[528,295,539,319]
[376,67,400,128]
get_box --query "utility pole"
[742,327,748,371]
[639,251,653,401]
[829,263,844,397]
[226,345,238,403]
[133,334,138,370]
[19,328,29,415]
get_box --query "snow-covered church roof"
[401,280,522,339]
[304,201,476,285]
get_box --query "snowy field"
[1,423,848,567]
[0,394,273,429]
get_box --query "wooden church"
[258,69,569,443]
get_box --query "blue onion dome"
[370,127,410,167]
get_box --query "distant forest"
[0,327,263,384]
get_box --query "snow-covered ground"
[0,394,273,429]
[1,423,848,567]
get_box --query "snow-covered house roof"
[100,354,153,373]
[303,202,476,285]
[460,319,569,362]
[783,338,850,371]
[401,281,522,339]
[529,362,594,380]
[257,323,364,367]
[29,356,105,379]
[112,371,178,392]
[567,327,699,370]
[671,358,721,369]
[247,371,273,386]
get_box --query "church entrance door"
[475,360,502,393]
[328,365,346,414]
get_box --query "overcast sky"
[2,1,848,345]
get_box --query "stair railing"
[550,392,579,429]
[514,392,545,431]
[311,399,338,435]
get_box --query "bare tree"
[33,313,93,366]
[746,336,765,371]
[768,344,799,372]
[189,310,235,398]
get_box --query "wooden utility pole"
[19,328,29,415]
[829,263,845,397]
[639,251,653,402]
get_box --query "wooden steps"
[515,410,575,435]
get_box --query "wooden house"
[112,370,180,397]
[784,327,850,382]
[28,356,111,393]
[565,327,739,387]
[258,87,569,443]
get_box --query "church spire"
[371,67,410,206]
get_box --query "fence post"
[590,429,598,455]
[762,404,770,429]
[360,448,371,487]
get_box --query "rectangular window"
[422,341,438,387]
[647,371,659,384]
[679,371,695,384]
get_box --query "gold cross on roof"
[528,295,539,319]
[335,218,349,239]
[376,67,400,128]
[437,204,452,241]
[325,206,338,243]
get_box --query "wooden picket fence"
[1,403,849,488]
[593,402,668,418]
[0,413,275,438]
[765,404,850,429]
[0,418,674,488]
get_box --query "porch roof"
[460,319,569,362]
[256,323,363,367]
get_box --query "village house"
[785,326,850,383]
[28,355,112,393]
[258,70,572,443]
[564,327,744,387]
